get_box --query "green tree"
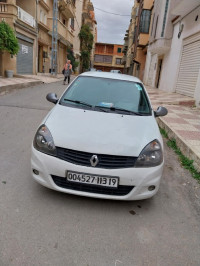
[78,24,94,72]
[67,48,79,72]
[0,21,19,55]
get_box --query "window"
[161,0,169,37]
[40,10,43,22]
[117,47,122,53]
[151,13,155,36]
[133,25,137,43]
[60,77,151,115]
[154,15,159,38]
[139,9,151,34]
[40,10,47,25]
[44,14,47,25]
[94,55,112,63]
[71,18,75,29]
[116,58,122,65]
[105,46,114,54]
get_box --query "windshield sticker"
[136,84,142,91]
[98,102,113,108]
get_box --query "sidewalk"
[146,86,200,172]
[0,73,65,96]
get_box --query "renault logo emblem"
[90,155,99,167]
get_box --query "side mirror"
[154,106,168,117]
[46,93,58,104]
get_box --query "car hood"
[45,105,161,157]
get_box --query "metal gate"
[17,35,33,75]
[176,33,200,97]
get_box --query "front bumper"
[31,146,164,200]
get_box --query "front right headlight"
[135,140,163,167]
[33,124,56,156]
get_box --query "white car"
[31,72,168,200]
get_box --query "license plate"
[66,171,119,188]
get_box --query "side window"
[117,47,122,53]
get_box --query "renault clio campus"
[31,72,168,200]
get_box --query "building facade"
[122,0,153,81]
[73,0,97,73]
[94,43,124,72]
[38,0,75,74]
[0,0,38,76]
[0,0,97,76]
[143,0,200,106]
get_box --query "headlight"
[135,140,163,167]
[33,124,56,156]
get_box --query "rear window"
[60,76,151,115]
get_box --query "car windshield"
[60,76,151,115]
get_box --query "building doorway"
[155,58,163,88]
[38,45,43,73]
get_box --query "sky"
[91,0,134,45]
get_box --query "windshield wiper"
[95,105,144,116]
[64,99,93,108]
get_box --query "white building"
[143,0,200,106]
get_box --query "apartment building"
[143,0,200,106]
[94,43,124,72]
[37,0,75,74]
[122,0,153,81]
[0,0,38,76]
[73,0,97,73]
[0,0,97,76]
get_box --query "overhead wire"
[77,0,130,16]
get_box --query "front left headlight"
[33,124,56,156]
[135,140,163,167]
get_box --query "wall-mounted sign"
[22,45,28,54]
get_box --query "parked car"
[88,68,96,72]
[110,70,122,74]
[31,72,168,200]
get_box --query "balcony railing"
[17,7,36,28]
[48,18,74,45]
[0,3,17,15]
[59,0,75,19]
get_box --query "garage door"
[176,33,200,97]
[17,38,33,74]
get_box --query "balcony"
[38,0,50,11]
[149,38,172,55]
[59,0,75,19]
[17,7,36,28]
[138,33,149,47]
[121,55,127,65]
[48,18,74,46]
[0,3,36,29]
[0,2,17,16]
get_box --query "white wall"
[143,50,151,84]
[159,6,200,96]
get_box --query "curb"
[0,80,43,94]
[157,117,200,172]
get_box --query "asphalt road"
[0,81,200,266]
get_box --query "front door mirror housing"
[154,106,168,117]
[46,93,58,104]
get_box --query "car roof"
[80,71,142,83]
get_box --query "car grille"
[52,175,134,196]
[56,147,137,169]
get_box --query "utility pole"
[51,0,58,75]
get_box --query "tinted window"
[60,77,151,115]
